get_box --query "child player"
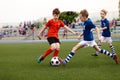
[59,9,118,66]
[92,9,116,56]
[37,8,77,63]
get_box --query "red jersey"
[45,19,65,39]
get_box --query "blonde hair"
[101,9,108,15]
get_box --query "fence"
[58,27,120,41]
[0,26,120,41]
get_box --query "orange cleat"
[113,54,119,64]
[58,57,66,66]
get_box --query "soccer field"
[0,41,120,80]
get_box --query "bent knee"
[50,46,60,50]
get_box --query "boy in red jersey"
[37,8,77,63]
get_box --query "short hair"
[80,9,89,18]
[101,9,108,15]
[52,8,60,15]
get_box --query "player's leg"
[61,41,85,65]
[93,45,118,64]
[53,43,60,57]
[42,43,56,58]
[92,36,104,56]
[92,41,102,56]
[109,42,115,54]
[37,37,55,63]
[96,41,102,55]
[107,37,115,54]
[53,38,61,57]
[37,43,54,63]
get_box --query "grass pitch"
[0,41,120,80]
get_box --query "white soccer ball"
[50,57,60,66]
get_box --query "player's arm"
[95,27,101,42]
[63,25,77,35]
[77,32,83,40]
[100,21,109,31]
[79,32,83,36]
[100,27,107,31]
[37,26,47,40]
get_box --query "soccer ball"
[50,57,60,66]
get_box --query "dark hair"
[80,9,89,18]
[52,8,60,15]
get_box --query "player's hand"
[37,35,41,40]
[99,28,103,31]
[76,32,79,35]
[74,32,78,35]
[77,35,82,40]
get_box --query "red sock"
[53,50,59,57]
[42,48,53,58]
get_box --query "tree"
[59,11,79,25]
[34,21,43,29]
[2,25,9,28]
[34,17,47,29]
[43,17,47,25]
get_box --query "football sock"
[53,50,59,57]
[100,49,114,58]
[42,48,53,58]
[110,45,115,54]
[64,52,75,63]
[95,45,101,55]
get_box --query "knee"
[56,47,60,50]
[50,46,56,50]
[55,45,60,50]
[50,46,60,50]
[94,45,101,52]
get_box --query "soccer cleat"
[113,54,118,64]
[37,56,44,63]
[58,57,66,66]
[91,53,98,56]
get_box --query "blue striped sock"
[100,49,113,58]
[64,52,74,63]
[110,45,115,54]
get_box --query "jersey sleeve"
[105,20,109,27]
[45,20,51,27]
[89,21,96,28]
[60,20,65,27]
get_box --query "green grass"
[0,41,120,80]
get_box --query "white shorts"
[78,40,97,48]
[101,36,112,43]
